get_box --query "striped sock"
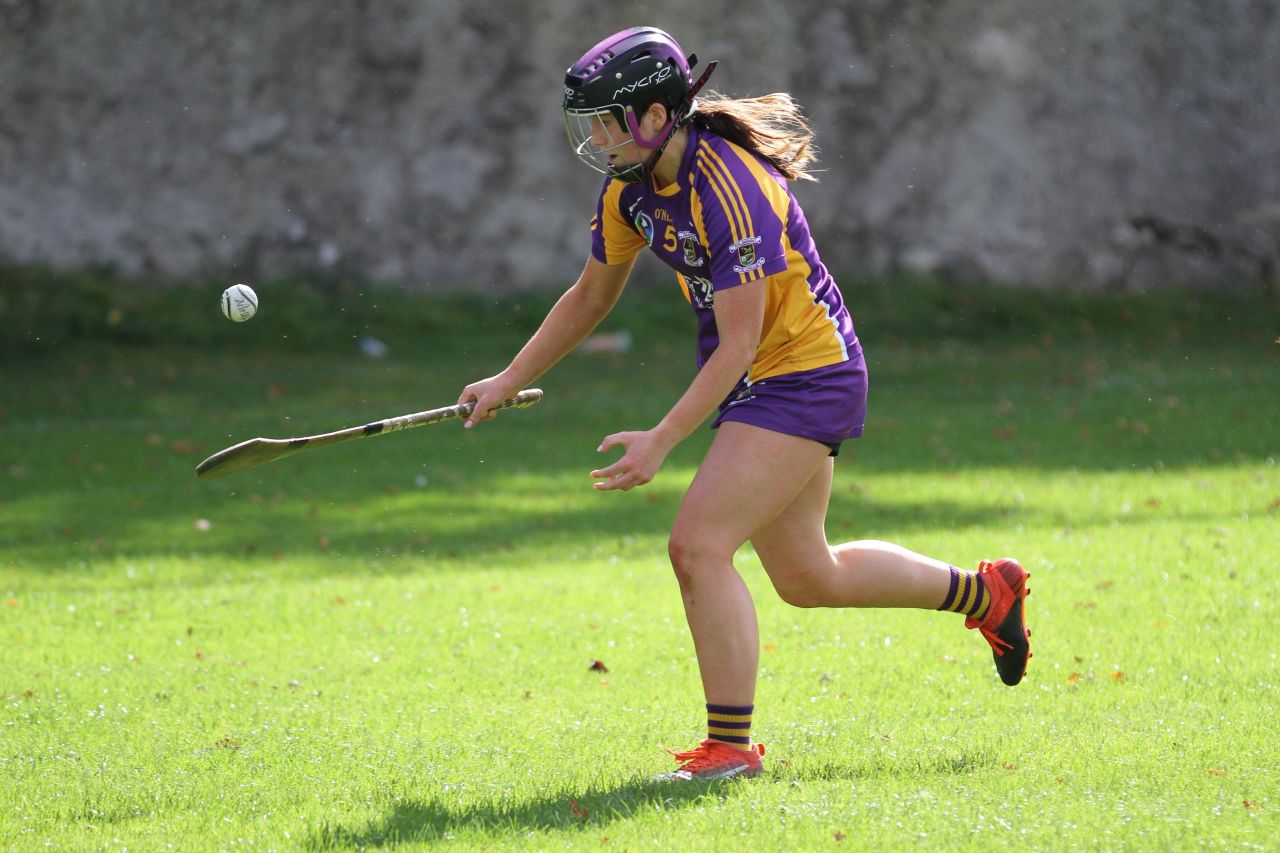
[937,566,991,620]
[707,703,753,750]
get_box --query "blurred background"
[3,0,1278,295]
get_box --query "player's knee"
[666,534,697,589]
[666,529,728,590]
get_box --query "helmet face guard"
[563,27,715,183]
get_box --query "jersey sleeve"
[590,179,647,265]
[690,140,790,291]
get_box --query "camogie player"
[459,26,1031,781]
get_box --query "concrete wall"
[2,0,1278,291]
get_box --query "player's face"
[589,113,640,166]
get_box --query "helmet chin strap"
[628,59,719,184]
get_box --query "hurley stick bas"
[196,389,543,481]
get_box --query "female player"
[459,26,1031,781]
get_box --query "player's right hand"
[458,374,516,429]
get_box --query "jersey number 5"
[662,225,678,253]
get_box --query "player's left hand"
[591,429,672,491]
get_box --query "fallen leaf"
[1095,579,1115,590]
[763,643,777,653]
[1243,800,1258,810]
[5,598,16,607]
[569,799,589,821]
[1066,673,1083,685]
[215,736,240,750]
[588,659,609,673]
[834,831,847,842]
[1206,768,1224,776]
[1110,671,1125,682]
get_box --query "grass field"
[2,272,1278,850]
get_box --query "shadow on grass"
[4,330,1276,576]
[305,777,744,848]
[4,488,1031,579]
[786,746,1001,783]
[306,747,1002,848]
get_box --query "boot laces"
[968,560,1018,656]
[661,739,741,773]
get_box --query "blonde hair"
[692,91,819,181]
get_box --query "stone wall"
[2,0,1277,291]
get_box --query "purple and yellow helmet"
[563,27,711,183]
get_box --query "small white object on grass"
[358,335,389,358]
[221,284,258,322]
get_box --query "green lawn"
[2,276,1277,850]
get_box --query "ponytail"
[692,91,819,181]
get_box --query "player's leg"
[668,422,831,703]
[656,422,830,780]
[750,459,1032,685]
[750,458,957,609]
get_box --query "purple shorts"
[712,355,868,456]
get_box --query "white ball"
[221,283,258,322]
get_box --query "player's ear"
[643,101,670,129]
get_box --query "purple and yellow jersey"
[589,125,859,381]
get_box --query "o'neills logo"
[613,65,672,100]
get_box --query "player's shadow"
[307,778,743,848]
[306,747,996,848]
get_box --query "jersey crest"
[679,231,704,267]
[732,236,764,274]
